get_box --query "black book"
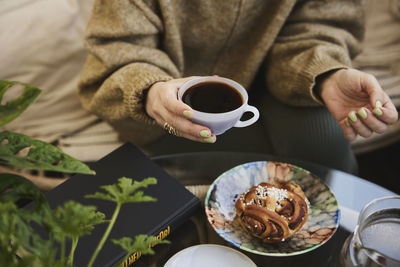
[43,143,201,266]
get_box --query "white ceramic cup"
[178,76,260,135]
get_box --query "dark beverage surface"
[182,82,243,113]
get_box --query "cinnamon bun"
[235,181,309,243]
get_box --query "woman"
[78,0,398,174]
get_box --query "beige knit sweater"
[79,0,365,146]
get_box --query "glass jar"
[339,196,400,267]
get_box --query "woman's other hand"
[319,68,398,141]
[145,77,217,143]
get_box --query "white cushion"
[0,0,122,161]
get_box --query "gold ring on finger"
[163,122,179,136]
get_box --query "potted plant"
[0,80,168,267]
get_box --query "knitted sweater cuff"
[120,63,173,124]
[302,57,351,106]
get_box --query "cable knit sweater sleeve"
[78,0,180,145]
[265,0,365,106]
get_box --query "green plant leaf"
[0,131,95,175]
[0,174,55,259]
[0,247,36,267]
[0,202,23,265]
[0,80,41,127]
[113,235,170,257]
[85,177,157,205]
[49,201,106,240]
[85,177,158,267]
[0,173,47,208]
[42,200,106,266]
[0,201,58,267]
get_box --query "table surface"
[137,151,397,267]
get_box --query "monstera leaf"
[0,173,47,207]
[0,80,41,127]
[0,131,95,175]
[0,80,94,175]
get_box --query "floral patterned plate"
[204,161,340,256]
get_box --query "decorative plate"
[204,161,340,256]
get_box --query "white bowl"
[164,244,257,267]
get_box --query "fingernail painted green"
[348,112,357,122]
[183,110,192,118]
[373,107,383,116]
[203,137,215,143]
[345,120,351,127]
[375,100,382,108]
[200,130,210,137]
[358,108,367,119]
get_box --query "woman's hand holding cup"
[145,76,259,143]
[145,77,217,143]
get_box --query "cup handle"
[234,105,260,128]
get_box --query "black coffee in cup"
[182,81,243,113]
